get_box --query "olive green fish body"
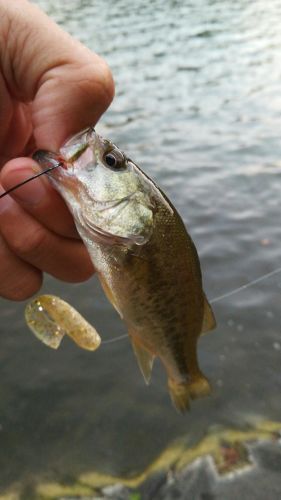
[34,128,216,412]
[93,197,204,380]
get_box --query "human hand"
[0,0,114,300]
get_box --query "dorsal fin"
[130,336,155,385]
[200,294,216,335]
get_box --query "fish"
[33,127,216,412]
[25,294,101,351]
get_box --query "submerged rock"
[1,420,281,500]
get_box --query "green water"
[1,0,281,493]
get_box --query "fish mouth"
[59,126,97,162]
[32,149,80,199]
[32,150,65,173]
[33,126,98,174]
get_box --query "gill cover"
[60,128,155,246]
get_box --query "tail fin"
[188,374,211,400]
[168,374,211,413]
[168,379,190,413]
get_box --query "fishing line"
[0,162,63,199]
[209,265,281,304]
[2,163,281,346]
[102,333,128,344]
[101,265,281,345]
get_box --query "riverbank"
[1,420,280,500]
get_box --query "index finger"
[0,157,78,239]
[0,0,114,150]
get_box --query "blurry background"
[1,0,281,493]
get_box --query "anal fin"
[130,336,155,385]
[200,294,216,335]
[168,379,190,413]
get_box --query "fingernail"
[4,170,47,206]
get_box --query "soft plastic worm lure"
[25,295,101,351]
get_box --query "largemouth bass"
[33,128,216,412]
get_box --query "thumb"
[0,0,114,150]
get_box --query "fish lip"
[32,150,67,178]
[32,150,78,201]
[59,126,98,163]
[86,126,96,143]
[33,127,107,177]
[32,150,62,169]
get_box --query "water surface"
[1,0,281,492]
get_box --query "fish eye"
[103,149,126,170]
[105,153,117,167]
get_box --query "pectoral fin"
[130,336,155,385]
[99,276,123,319]
[200,294,216,335]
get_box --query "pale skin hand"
[0,0,114,300]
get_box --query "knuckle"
[97,60,115,103]
[88,58,115,107]
[10,226,48,259]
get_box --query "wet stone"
[100,484,131,499]
[138,470,167,500]
[96,439,281,500]
[150,459,214,500]
[252,441,281,472]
